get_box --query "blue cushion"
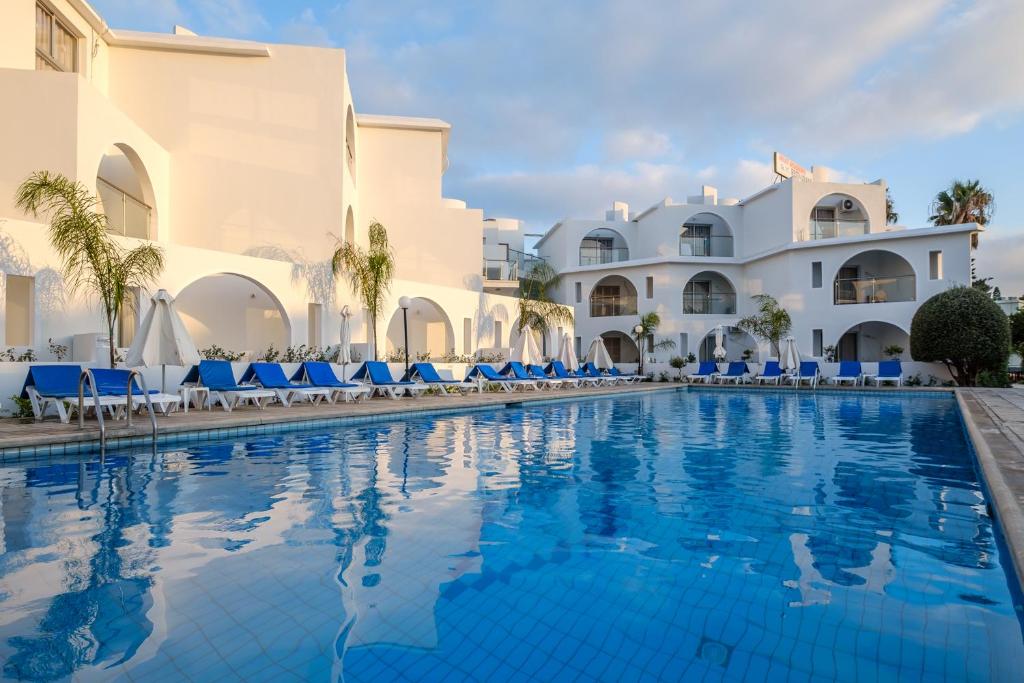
[21,365,83,399]
[878,360,902,378]
[837,361,862,377]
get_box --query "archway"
[590,275,637,317]
[836,321,910,362]
[697,327,759,362]
[599,330,640,363]
[683,271,736,314]
[344,206,355,245]
[96,143,156,239]
[345,105,356,177]
[808,193,869,240]
[176,274,290,355]
[833,250,915,305]
[385,298,454,360]
[679,212,734,256]
[580,228,629,265]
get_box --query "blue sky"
[92,0,1024,294]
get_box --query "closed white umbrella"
[511,324,543,366]
[125,289,201,392]
[338,305,353,380]
[780,336,801,372]
[585,336,614,370]
[713,325,727,360]
[558,332,578,371]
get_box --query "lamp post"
[634,323,645,376]
[398,296,411,376]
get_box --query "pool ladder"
[77,369,158,452]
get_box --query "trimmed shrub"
[910,286,1010,386]
[1009,309,1024,347]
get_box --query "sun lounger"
[716,362,749,384]
[753,361,783,385]
[91,368,181,415]
[499,362,542,390]
[606,367,642,384]
[406,362,475,395]
[182,360,278,412]
[867,360,903,387]
[350,361,428,399]
[466,363,533,392]
[577,363,610,386]
[688,361,719,384]
[292,361,372,402]
[790,361,821,388]
[832,361,863,386]
[21,365,96,423]
[527,364,570,389]
[542,360,586,388]
[240,362,332,406]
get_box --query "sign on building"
[773,152,811,180]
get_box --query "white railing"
[98,177,151,239]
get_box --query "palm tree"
[516,260,573,342]
[929,179,994,226]
[885,189,898,224]
[332,221,394,361]
[632,311,675,375]
[15,171,164,367]
[738,294,791,357]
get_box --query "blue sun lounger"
[716,362,749,384]
[545,360,595,387]
[499,362,542,390]
[868,360,904,387]
[292,361,372,402]
[790,361,821,388]
[754,361,783,385]
[21,365,92,423]
[527,364,569,389]
[577,363,610,386]
[688,361,719,384]
[350,361,428,399]
[241,362,332,407]
[606,367,642,384]
[91,368,181,415]
[832,361,863,386]
[406,362,475,395]
[466,363,531,392]
[182,360,277,412]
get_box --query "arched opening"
[344,206,355,245]
[599,330,640,363]
[679,212,734,257]
[808,193,868,240]
[834,250,915,305]
[683,271,736,314]
[176,274,290,355]
[697,327,759,362]
[580,228,629,265]
[590,275,637,317]
[836,321,910,362]
[385,297,454,360]
[345,105,356,177]
[96,143,156,239]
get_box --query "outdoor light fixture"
[399,296,412,375]
[634,324,645,375]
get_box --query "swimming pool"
[0,390,1021,681]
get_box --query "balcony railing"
[682,292,737,315]
[804,218,869,241]
[482,247,545,282]
[579,246,629,266]
[98,177,151,239]
[679,235,734,257]
[590,295,637,317]
[834,274,915,305]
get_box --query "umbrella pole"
[162,364,166,394]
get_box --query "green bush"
[977,369,1010,388]
[1009,310,1024,347]
[910,286,1010,386]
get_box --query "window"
[646,276,654,299]
[118,287,140,347]
[574,336,582,360]
[575,282,582,303]
[36,4,77,72]
[929,250,943,280]
[679,333,688,356]
[812,329,823,357]
[5,275,34,346]
[811,262,822,288]
[494,321,503,347]
[463,318,472,354]
[307,303,323,347]
[646,336,654,353]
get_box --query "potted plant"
[669,356,685,381]
[823,344,837,362]
[883,344,904,359]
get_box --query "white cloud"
[191,0,268,36]
[604,128,672,162]
[974,230,1024,297]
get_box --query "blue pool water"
[0,390,1021,681]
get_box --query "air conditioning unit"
[838,198,856,213]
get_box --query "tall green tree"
[632,311,675,375]
[15,171,164,367]
[885,189,899,224]
[738,294,791,357]
[332,221,394,361]
[516,261,573,339]
[929,179,995,226]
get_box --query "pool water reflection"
[0,391,1021,681]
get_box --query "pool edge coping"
[956,389,1024,593]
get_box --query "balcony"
[805,218,869,241]
[579,246,630,266]
[590,294,637,317]
[834,274,915,305]
[679,235,734,257]
[98,176,151,239]
[682,293,737,315]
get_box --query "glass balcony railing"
[482,247,545,282]
[834,275,916,305]
[590,295,638,317]
[98,177,151,239]
[682,293,737,315]
[805,218,869,241]
[678,235,734,257]
[579,247,629,266]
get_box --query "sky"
[92,0,1024,295]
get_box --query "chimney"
[686,185,718,205]
[606,201,629,221]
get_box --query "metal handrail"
[127,369,158,444]
[78,369,107,451]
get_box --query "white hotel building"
[535,171,979,371]
[0,0,552,368]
